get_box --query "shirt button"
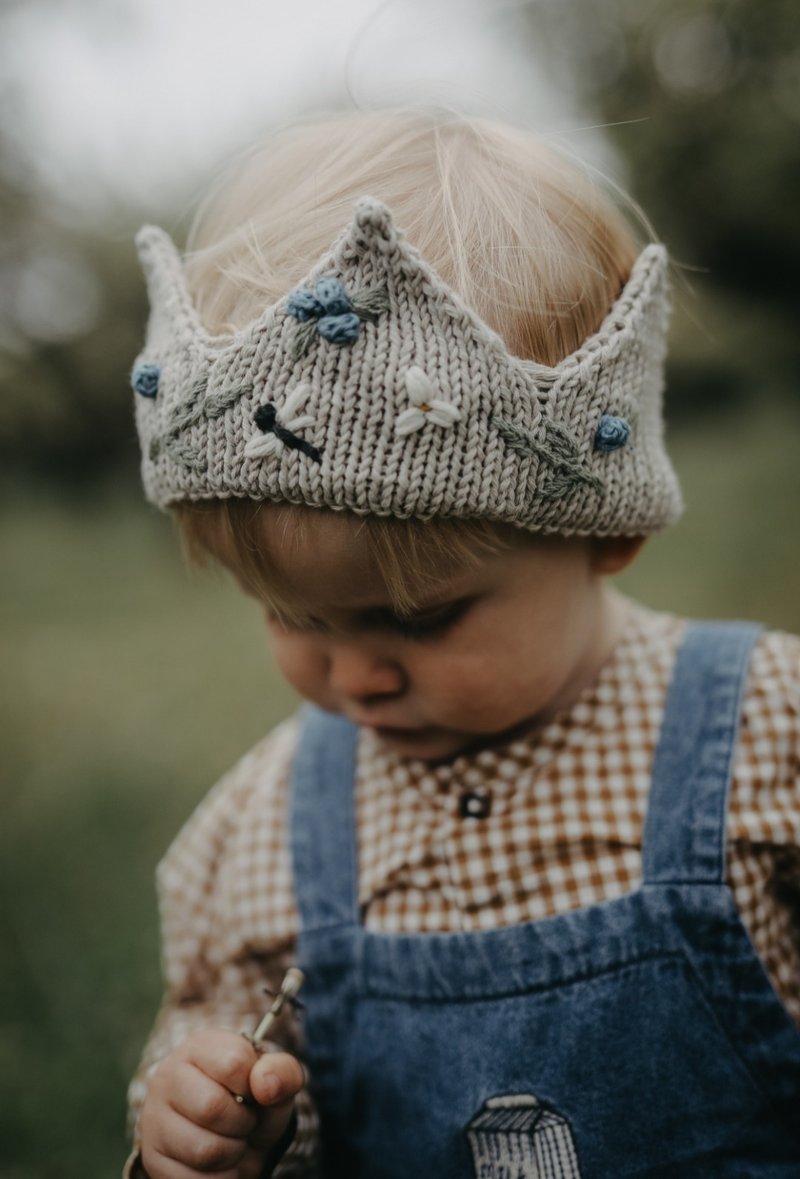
[459,791,491,819]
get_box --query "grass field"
[2,401,798,1177]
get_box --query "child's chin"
[368,725,471,762]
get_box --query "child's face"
[263,513,623,762]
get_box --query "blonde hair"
[177,500,512,620]
[174,108,644,607]
[185,108,640,362]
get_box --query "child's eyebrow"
[273,583,478,629]
[355,593,470,622]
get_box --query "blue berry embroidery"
[594,414,630,452]
[314,277,352,317]
[286,275,388,360]
[132,363,161,399]
[318,312,361,344]
[286,288,323,322]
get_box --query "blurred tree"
[0,141,151,494]
[524,0,800,414]
[0,212,146,494]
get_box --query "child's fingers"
[179,1028,257,1095]
[249,1098,297,1163]
[141,1155,241,1179]
[170,1062,258,1138]
[248,1051,305,1108]
[247,1052,305,1155]
[146,1103,247,1174]
[142,1151,241,1179]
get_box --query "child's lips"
[352,715,433,738]
[374,725,430,737]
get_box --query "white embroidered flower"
[394,366,461,437]
[244,382,316,458]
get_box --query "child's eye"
[267,600,474,641]
[381,598,473,640]
[266,609,328,635]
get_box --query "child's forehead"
[255,506,509,610]
[258,508,399,604]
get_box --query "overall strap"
[290,705,361,931]
[642,620,762,885]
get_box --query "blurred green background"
[1,0,798,1175]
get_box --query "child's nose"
[326,642,406,702]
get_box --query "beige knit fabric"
[132,199,682,535]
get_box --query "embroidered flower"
[285,275,389,360]
[244,383,321,463]
[317,311,361,344]
[395,367,461,437]
[314,277,352,317]
[594,414,630,452]
[287,276,360,347]
[132,363,160,398]
[285,288,323,322]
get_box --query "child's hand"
[139,1028,304,1178]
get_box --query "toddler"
[125,110,800,1178]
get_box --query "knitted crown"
[131,197,682,536]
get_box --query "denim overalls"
[290,622,800,1177]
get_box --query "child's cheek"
[416,651,503,719]
[416,645,553,732]
[270,636,328,703]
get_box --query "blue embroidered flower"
[317,312,361,344]
[286,288,323,321]
[594,414,630,452]
[286,275,362,351]
[314,277,351,317]
[132,363,160,398]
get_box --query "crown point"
[353,197,394,237]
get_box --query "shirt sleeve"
[124,714,319,1177]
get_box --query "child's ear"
[590,536,647,574]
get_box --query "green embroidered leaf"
[290,320,318,361]
[351,285,390,322]
[164,435,207,473]
[492,416,534,456]
[204,384,254,418]
[490,414,604,499]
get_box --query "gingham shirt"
[127,602,800,1174]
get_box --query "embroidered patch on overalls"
[466,1094,582,1179]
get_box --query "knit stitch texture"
[132,197,682,536]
